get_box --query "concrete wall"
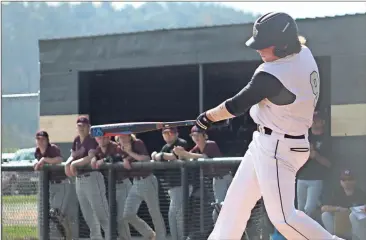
[39,14,366,180]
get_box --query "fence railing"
[1,158,272,240]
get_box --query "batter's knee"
[268,210,308,237]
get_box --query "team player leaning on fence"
[32,115,366,240]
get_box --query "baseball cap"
[36,130,49,139]
[340,169,355,181]
[162,126,178,133]
[77,116,90,125]
[190,126,206,134]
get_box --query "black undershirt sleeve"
[225,71,295,117]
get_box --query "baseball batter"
[91,136,132,240]
[33,130,72,239]
[65,116,109,239]
[119,134,166,240]
[194,12,344,240]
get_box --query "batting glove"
[196,112,213,131]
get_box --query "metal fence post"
[199,166,205,234]
[42,167,50,240]
[108,167,117,240]
[181,165,189,239]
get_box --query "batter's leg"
[252,132,343,240]
[116,180,132,240]
[141,175,167,239]
[76,177,102,239]
[208,144,262,240]
[123,180,155,238]
[88,172,110,236]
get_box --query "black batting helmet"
[246,12,299,52]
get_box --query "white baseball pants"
[209,131,344,240]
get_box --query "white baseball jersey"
[250,46,320,136]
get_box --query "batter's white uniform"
[209,46,342,240]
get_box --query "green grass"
[2,226,38,239]
[2,195,37,204]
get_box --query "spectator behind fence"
[33,130,72,239]
[151,126,192,240]
[64,116,109,239]
[119,134,166,240]
[321,169,366,239]
[297,111,332,219]
[173,126,223,239]
[90,136,132,240]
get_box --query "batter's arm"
[206,71,288,122]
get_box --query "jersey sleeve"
[225,71,287,116]
[204,141,223,158]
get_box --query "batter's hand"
[196,112,213,131]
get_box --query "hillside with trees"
[1,2,258,149]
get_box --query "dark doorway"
[81,64,200,152]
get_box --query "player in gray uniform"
[176,126,232,224]
[65,116,109,240]
[120,134,166,240]
[34,130,72,239]
[195,12,344,240]
[151,127,191,240]
[91,136,132,240]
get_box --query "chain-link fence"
[1,165,39,240]
[2,159,271,240]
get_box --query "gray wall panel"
[330,55,366,105]
[40,73,79,115]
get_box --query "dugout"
[39,13,366,237]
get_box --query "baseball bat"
[90,120,196,137]
[90,119,230,137]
